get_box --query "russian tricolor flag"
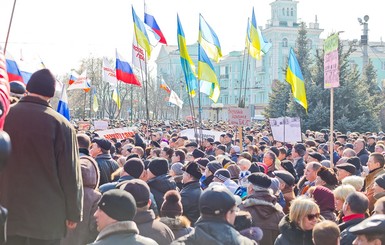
[144,0,167,45]
[57,84,70,120]
[116,50,141,87]
[5,53,23,83]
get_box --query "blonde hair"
[238,159,251,168]
[289,196,320,230]
[341,176,364,191]
[333,184,356,201]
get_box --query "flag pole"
[330,88,334,164]
[4,0,17,53]
[83,92,87,119]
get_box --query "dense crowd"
[1,55,385,245]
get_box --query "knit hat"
[273,170,295,187]
[247,172,272,189]
[294,143,306,157]
[192,148,205,158]
[123,158,144,178]
[312,186,335,211]
[182,161,202,180]
[98,189,137,221]
[336,163,356,175]
[171,162,184,176]
[26,69,56,97]
[317,166,338,186]
[245,135,253,142]
[161,190,183,218]
[92,137,112,151]
[148,158,169,176]
[207,161,223,174]
[374,173,385,189]
[118,179,150,208]
[217,144,226,152]
[199,184,237,215]
[347,157,362,173]
[214,169,231,182]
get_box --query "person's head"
[343,192,369,216]
[373,174,385,198]
[350,214,385,245]
[336,163,356,181]
[123,158,145,179]
[26,69,56,100]
[169,162,184,177]
[353,139,365,153]
[160,190,183,218]
[224,133,233,144]
[131,146,144,158]
[238,152,252,162]
[192,148,205,159]
[374,196,385,215]
[367,153,385,171]
[205,161,222,177]
[312,186,335,212]
[305,162,322,182]
[199,184,240,225]
[278,147,287,161]
[160,147,174,160]
[315,166,338,187]
[118,179,151,210]
[292,143,306,158]
[312,220,340,245]
[289,196,321,231]
[263,151,276,167]
[273,170,295,190]
[172,149,186,164]
[342,175,365,192]
[237,159,252,171]
[77,133,91,149]
[333,184,356,211]
[151,131,161,142]
[90,137,112,157]
[375,144,385,153]
[343,148,357,158]
[182,161,202,184]
[246,172,272,195]
[146,158,169,180]
[94,189,136,232]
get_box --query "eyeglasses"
[306,213,320,221]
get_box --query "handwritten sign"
[228,108,251,126]
[324,33,339,88]
[96,127,136,140]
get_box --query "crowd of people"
[1,56,385,245]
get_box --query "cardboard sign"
[270,117,302,143]
[96,127,136,140]
[228,108,251,126]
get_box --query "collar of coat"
[95,221,139,241]
[20,95,51,108]
[242,196,283,212]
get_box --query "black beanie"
[247,172,272,188]
[98,189,137,221]
[148,158,169,176]
[26,69,56,97]
[123,158,144,178]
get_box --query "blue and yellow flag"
[286,48,308,112]
[249,7,271,59]
[132,6,151,58]
[177,14,198,97]
[198,14,221,103]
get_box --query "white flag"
[132,36,146,69]
[169,90,183,109]
[67,71,91,92]
[102,57,117,89]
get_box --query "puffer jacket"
[147,174,177,210]
[274,215,314,245]
[61,155,101,245]
[239,190,284,245]
[172,217,256,245]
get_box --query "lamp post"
[358,15,369,70]
[211,103,224,122]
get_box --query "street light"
[358,15,369,69]
[211,103,224,122]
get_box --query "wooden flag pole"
[239,126,243,152]
[330,88,334,164]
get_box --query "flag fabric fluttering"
[18,54,46,84]
[5,52,23,82]
[199,14,222,63]
[57,84,70,120]
[144,0,167,45]
[160,78,171,93]
[286,48,308,112]
[169,90,183,109]
[198,14,221,103]
[92,89,99,112]
[132,6,151,59]
[68,70,79,85]
[177,14,198,97]
[102,57,117,88]
[112,88,121,109]
[67,71,91,92]
[248,7,271,59]
[116,50,142,87]
[132,36,146,69]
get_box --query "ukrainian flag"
[249,8,271,59]
[177,14,198,97]
[286,48,308,112]
[132,6,151,59]
[199,14,222,63]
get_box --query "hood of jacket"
[148,174,177,193]
[159,216,191,230]
[80,155,100,189]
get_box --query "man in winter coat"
[1,69,83,244]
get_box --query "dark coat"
[147,174,177,210]
[61,155,101,245]
[274,215,314,245]
[172,217,256,245]
[89,221,157,245]
[239,190,285,245]
[294,157,305,179]
[159,216,194,240]
[339,217,365,245]
[357,148,369,166]
[180,181,202,225]
[94,153,119,186]
[1,96,83,240]
[134,209,175,245]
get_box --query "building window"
[282,8,285,16]
[291,8,294,16]
[282,38,288,47]
[287,8,289,16]
[307,39,313,49]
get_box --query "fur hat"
[148,158,169,176]
[247,172,271,189]
[317,166,338,186]
[26,69,56,97]
[182,161,202,180]
[123,158,144,178]
[161,190,183,217]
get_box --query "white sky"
[0,0,383,76]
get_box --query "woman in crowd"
[333,184,356,223]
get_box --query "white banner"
[179,129,225,142]
[270,117,302,143]
[96,127,137,140]
[102,57,117,88]
[94,120,109,130]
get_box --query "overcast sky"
[0,0,383,76]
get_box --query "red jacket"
[0,51,10,130]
